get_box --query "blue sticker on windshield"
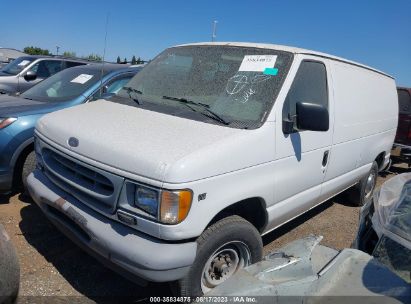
[263,68,278,76]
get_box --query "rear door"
[395,88,411,145]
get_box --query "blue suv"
[0,63,140,193]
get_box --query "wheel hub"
[201,241,251,294]
[209,254,234,280]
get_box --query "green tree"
[23,46,51,56]
[123,57,127,64]
[131,55,137,65]
[116,56,121,64]
[136,57,142,64]
[82,53,102,62]
[62,51,76,58]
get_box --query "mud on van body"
[27,42,398,295]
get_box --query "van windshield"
[115,45,293,129]
[1,57,36,75]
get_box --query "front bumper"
[27,169,197,283]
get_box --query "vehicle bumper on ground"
[27,169,197,283]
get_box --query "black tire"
[178,215,262,296]
[0,224,20,303]
[349,161,379,207]
[21,151,36,192]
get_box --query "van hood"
[36,100,273,183]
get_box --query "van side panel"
[331,62,397,143]
[320,62,397,199]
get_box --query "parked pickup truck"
[391,87,411,166]
[27,42,398,295]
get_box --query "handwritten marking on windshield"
[226,74,248,95]
[225,73,272,104]
[238,88,256,103]
[251,74,272,83]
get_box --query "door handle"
[322,150,329,167]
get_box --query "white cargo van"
[27,42,398,295]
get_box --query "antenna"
[211,20,218,42]
[99,12,110,96]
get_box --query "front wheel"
[21,151,36,191]
[178,215,262,296]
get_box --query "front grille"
[41,147,124,214]
[45,150,114,196]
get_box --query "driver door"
[18,60,63,93]
[271,56,334,228]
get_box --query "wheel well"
[207,198,268,233]
[12,143,34,188]
[375,152,386,171]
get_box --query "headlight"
[134,186,159,217]
[0,117,17,129]
[131,184,193,224]
[160,190,193,224]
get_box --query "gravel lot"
[0,165,407,302]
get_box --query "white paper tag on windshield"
[70,74,93,84]
[18,60,30,66]
[239,55,277,72]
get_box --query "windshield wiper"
[123,86,142,105]
[162,95,229,125]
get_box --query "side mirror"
[24,71,37,81]
[296,102,329,132]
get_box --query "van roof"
[176,42,393,79]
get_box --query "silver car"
[0,56,88,95]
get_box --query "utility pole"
[56,46,60,56]
[211,20,218,42]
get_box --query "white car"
[27,42,398,295]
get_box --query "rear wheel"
[178,215,262,296]
[350,161,379,206]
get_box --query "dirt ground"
[0,164,408,302]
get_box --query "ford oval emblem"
[68,137,79,147]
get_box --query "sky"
[2,0,410,85]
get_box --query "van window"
[398,89,411,114]
[282,60,328,123]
